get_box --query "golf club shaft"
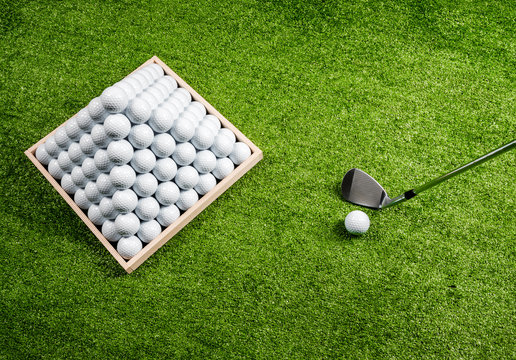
[382,139,516,209]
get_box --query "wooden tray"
[25,56,263,273]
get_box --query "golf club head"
[341,168,391,209]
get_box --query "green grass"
[1,0,515,358]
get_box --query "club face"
[341,168,391,209]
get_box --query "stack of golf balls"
[35,63,251,260]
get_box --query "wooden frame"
[25,56,263,273]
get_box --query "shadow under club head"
[341,168,391,209]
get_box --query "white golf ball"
[149,63,165,78]
[132,173,158,197]
[176,189,199,211]
[187,101,207,118]
[84,181,102,203]
[90,124,111,149]
[107,140,134,165]
[115,213,140,237]
[212,157,234,180]
[79,134,98,155]
[199,119,218,136]
[166,97,185,113]
[87,97,108,122]
[101,86,129,113]
[170,117,195,143]
[113,80,136,100]
[112,189,138,214]
[71,166,88,187]
[152,158,177,182]
[81,157,100,180]
[191,126,215,150]
[126,97,152,124]
[345,210,370,235]
[93,149,114,173]
[44,135,61,157]
[229,142,251,165]
[151,133,175,158]
[210,134,234,158]
[74,189,91,210]
[194,173,217,196]
[104,114,131,140]
[61,174,78,194]
[138,92,160,111]
[218,128,236,143]
[124,76,144,94]
[67,142,85,164]
[172,88,192,107]
[155,181,180,206]
[128,124,154,150]
[152,83,170,100]
[75,108,94,132]
[135,197,160,221]
[117,236,142,259]
[131,149,156,174]
[57,151,74,172]
[99,197,119,220]
[54,127,71,149]
[204,115,221,131]
[175,166,199,190]
[180,110,199,125]
[193,150,217,174]
[159,102,180,122]
[88,205,106,226]
[109,165,136,190]
[130,72,150,88]
[146,86,167,103]
[138,67,154,84]
[95,173,116,196]
[36,145,51,165]
[65,118,83,141]
[138,220,162,243]
[158,75,177,93]
[148,106,174,133]
[172,142,196,166]
[48,159,65,180]
[102,220,122,242]
[156,205,180,227]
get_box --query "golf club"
[341,139,515,209]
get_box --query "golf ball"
[36,145,51,165]
[100,86,129,113]
[126,97,152,124]
[107,140,134,165]
[44,135,61,157]
[151,133,176,158]
[172,142,196,166]
[115,213,140,237]
[81,157,100,180]
[67,142,85,164]
[148,106,174,133]
[194,173,216,196]
[155,181,180,206]
[90,124,111,149]
[54,127,71,149]
[210,134,234,158]
[212,157,234,180]
[79,134,98,155]
[93,149,114,173]
[174,166,199,190]
[112,189,139,214]
[75,108,94,132]
[61,174,78,195]
[176,189,199,211]
[170,117,195,143]
[152,158,177,182]
[84,181,102,203]
[138,220,162,243]
[88,205,106,226]
[344,210,370,235]
[102,220,122,242]
[74,189,91,210]
[133,173,159,197]
[193,150,217,174]
[48,159,65,180]
[109,165,136,190]
[191,126,215,150]
[131,149,157,174]
[65,118,83,141]
[57,151,74,172]
[229,142,251,165]
[156,205,180,227]
[128,124,154,150]
[104,114,131,140]
[96,173,116,196]
[218,128,236,143]
[135,197,160,221]
[117,236,143,259]
[87,97,107,122]
[71,166,88,187]
[99,197,119,220]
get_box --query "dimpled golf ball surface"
[345,210,370,235]
[34,62,258,263]
[117,236,143,259]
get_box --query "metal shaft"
[382,139,515,209]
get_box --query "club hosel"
[381,189,417,209]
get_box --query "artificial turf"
[1,0,515,358]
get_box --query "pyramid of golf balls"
[35,63,251,260]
